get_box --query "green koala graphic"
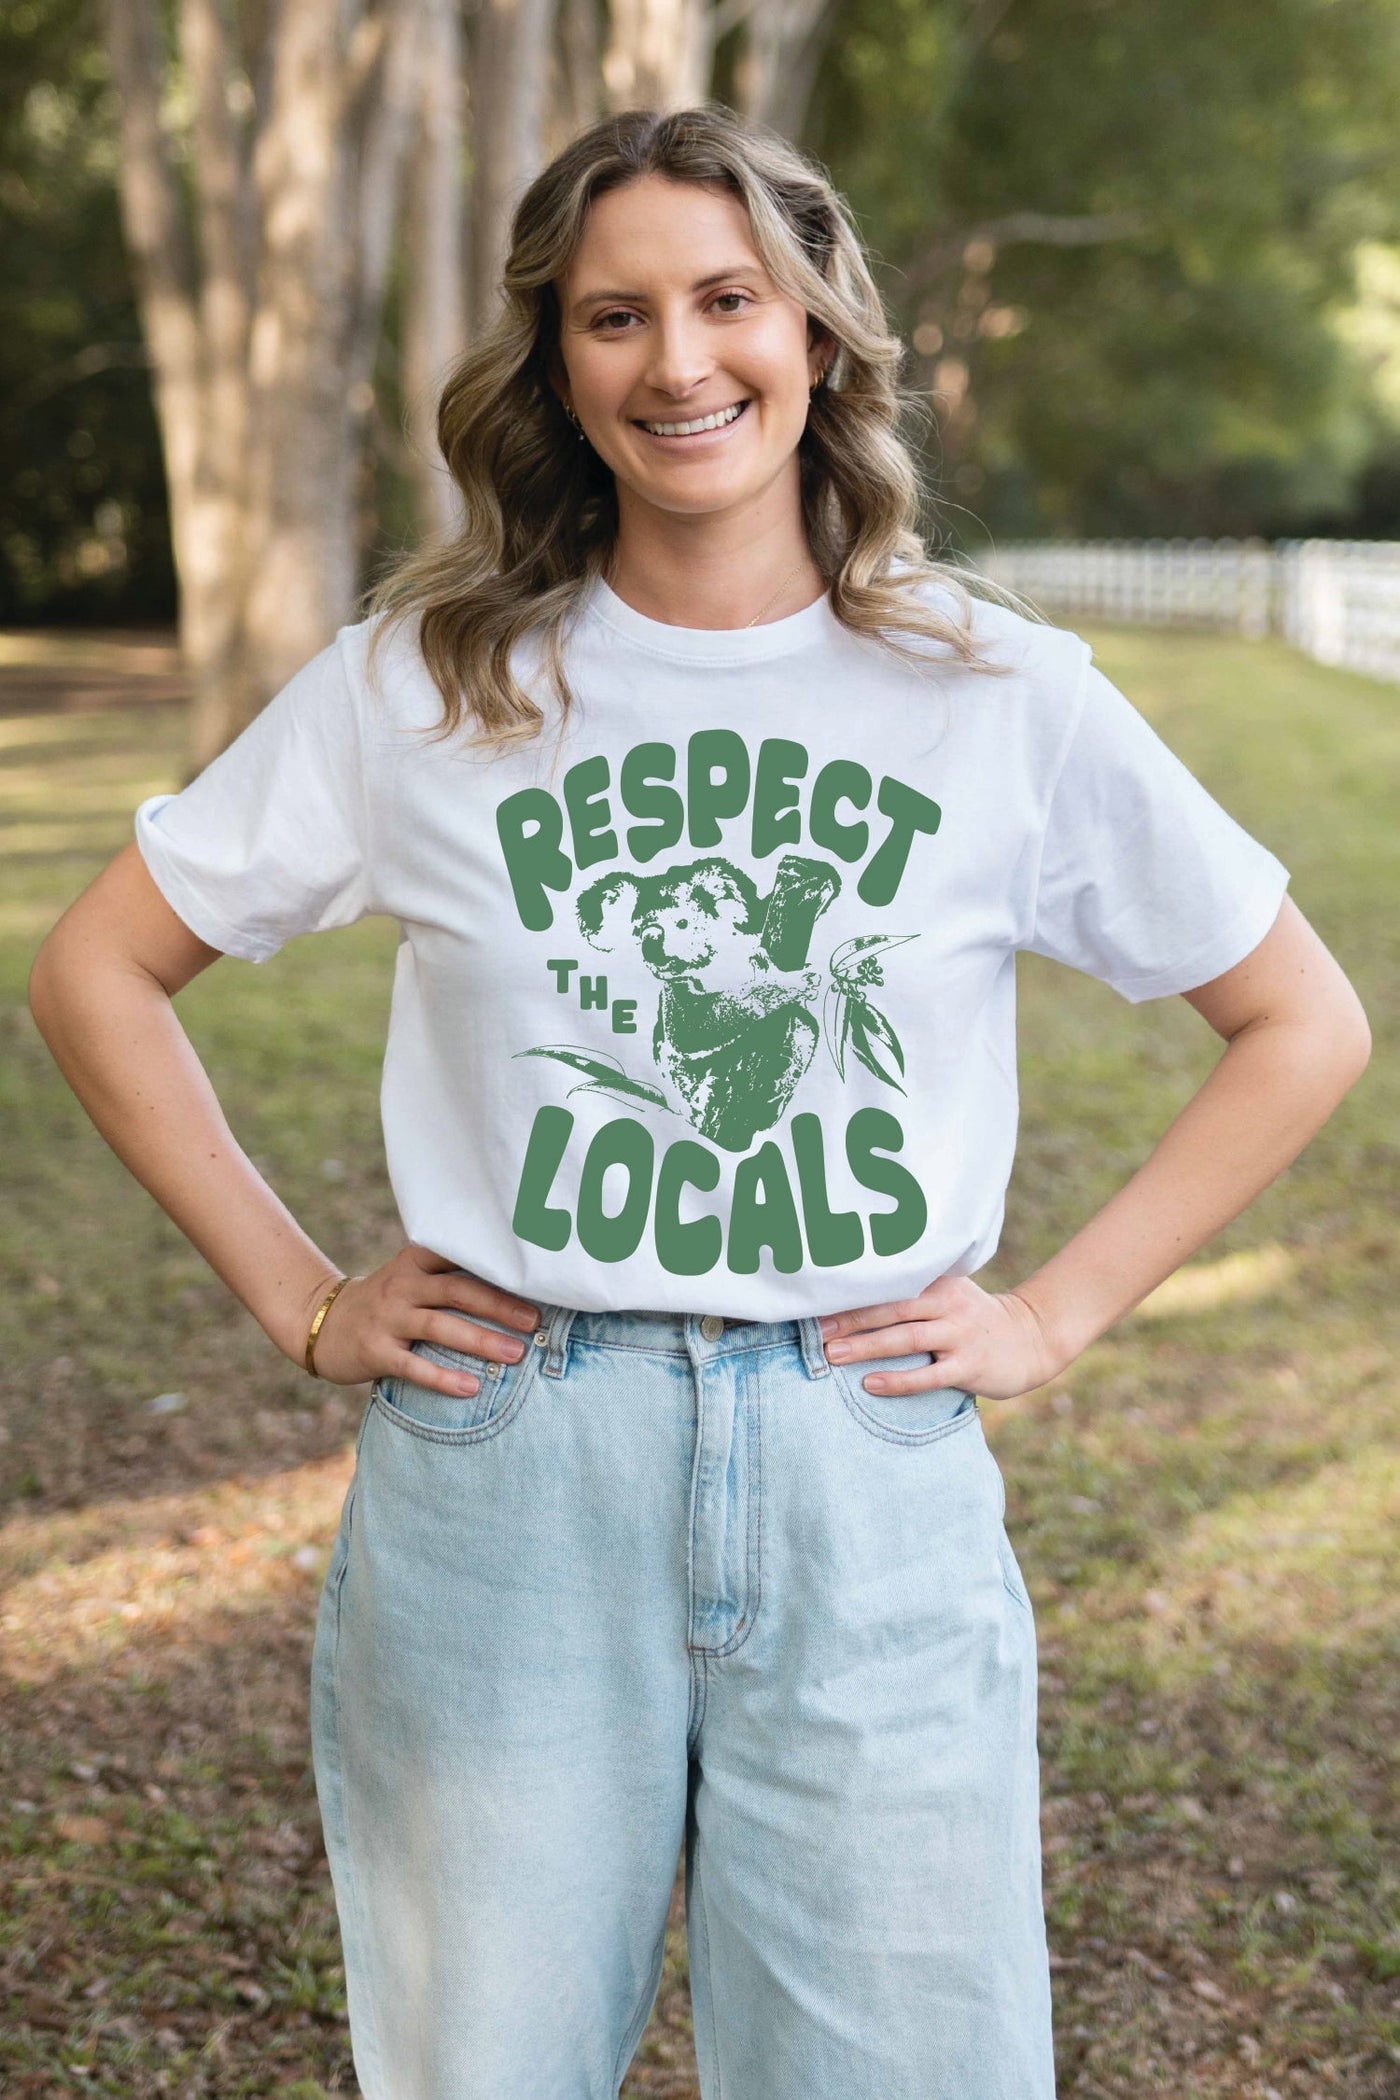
[575,854,841,1153]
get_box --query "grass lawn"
[1,619,1396,2097]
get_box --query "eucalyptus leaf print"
[514,1044,672,1114]
[823,933,917,1092]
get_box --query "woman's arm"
[819,896,1372,1399]
[27,842,538,1387]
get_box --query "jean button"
[533,1329,549,1348]
[699,1315,725,1342]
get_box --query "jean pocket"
[833,1350,980,1446]
[373,1322,537,1443]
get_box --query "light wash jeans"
[310,1297,1054,2099]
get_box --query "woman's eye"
[590,291,752,332]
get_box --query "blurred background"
[2,4,1398,2096]
[6,0,1400,723]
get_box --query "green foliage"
[8,0,1400,617]
[808,0,1400,540]
[0,0,173,624]
[516,1042,672,1111]
[822,932,915,1090]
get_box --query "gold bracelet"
[305,1274,352,1378]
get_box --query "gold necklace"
[745,557,811,628]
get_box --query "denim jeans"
[310,1299,1054,2099]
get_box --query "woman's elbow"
[27,929,70,1036]
[1311,979,1372,1099]
[1337,997,1372,1087]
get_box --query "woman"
[28,104,1370,2100]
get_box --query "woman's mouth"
[631,399,751,445]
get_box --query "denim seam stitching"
[686,1358,762,1660]
[688,1637,713,1755]
[330,1481,357,1613]
[693,1824,725,2100]
[997,1529,1033,1614]
[684,1367,707,1657]
[413,1341,504,1374]
[687,1647,709,1753]
[326,1471,388,2095]
[698,1356,762,1659]
[833,1365,982,1446]
[613,1919,671,2093]
[567,1335,790,1363]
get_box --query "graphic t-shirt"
[132,575,1290,1319]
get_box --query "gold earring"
[563,400,585,441]
[810,364,828,394]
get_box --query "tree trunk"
[552,0,605,153]
[730,0,841,139]
[105,0,422,771]
[402,0,469,542]
[601,0,713,113]
[469,0,561,328]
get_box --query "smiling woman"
[357,104,1021,751]
[28,98,1371,2100]
[553,180,820,518]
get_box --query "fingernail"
[817,1316,837,1338]
[826,1339,850,1359]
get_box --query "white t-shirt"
[132,574,1290,1319]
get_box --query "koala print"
[577,854,841,1152]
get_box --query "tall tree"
[593,0,841,139]
[400,0,469,543]
[105,0,423,769]
[468,0,560,327]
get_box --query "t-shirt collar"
[580,572,838,663]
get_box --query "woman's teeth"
[639,401,748,437]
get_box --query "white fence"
[978,538,1400,687]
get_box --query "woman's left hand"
[819,1274,1068,1403]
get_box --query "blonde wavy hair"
[363,101,1031,748]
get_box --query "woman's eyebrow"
[569,267,761,315]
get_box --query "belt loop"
[797,1316,832,1380]
[541,1303,577,1379]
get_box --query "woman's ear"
[807,322,837,384]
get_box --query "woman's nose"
[643,322,714,399]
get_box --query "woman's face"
[553,173,827,528]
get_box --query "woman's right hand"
[304,1244,542,1396]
